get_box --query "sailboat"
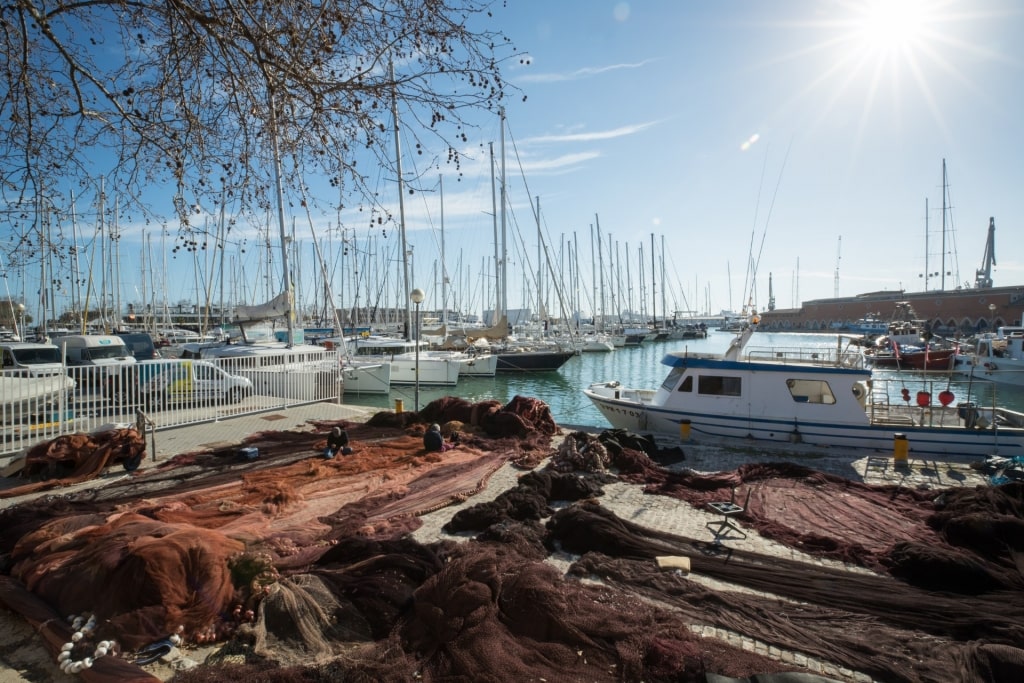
[487,111,576,372]
[307,221,392,395]
[180,85,344,401]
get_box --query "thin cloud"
[525,121,660,144]
[518,151,602,173]
[517,59,657,83]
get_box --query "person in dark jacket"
[423,423,451,452]
[324,427,352,458]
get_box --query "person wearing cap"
[423,423,452,452]
[324,427,352,459]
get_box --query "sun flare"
[854,0,931,54]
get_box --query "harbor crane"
[974,217,996,289]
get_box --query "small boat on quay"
[584,320,1024,458]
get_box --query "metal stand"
[706,488,750,543]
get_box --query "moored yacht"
[349,336,461,386]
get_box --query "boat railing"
[861,377,1024,429]
[745,346,866,369]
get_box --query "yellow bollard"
[893,432,909,466]
[394,398,404,413]
[679,419,691,441]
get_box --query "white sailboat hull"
[341,361,392,394]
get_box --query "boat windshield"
[659,367,685,392]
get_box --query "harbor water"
[340,330,1024,428]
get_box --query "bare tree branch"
[1,0,521,268]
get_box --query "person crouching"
[423,423,453,452]
[324,427,353,459]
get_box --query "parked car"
[137,359,253,409]
[118,332,161,362]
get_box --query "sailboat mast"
[650,233,656,329]
[70,191,81,323]
[440,175,448,327]
[489,142,500,324]
[660,235,667,327]
[941,158,948,291]
[268,86,295,347]
[595,215,604,330]
[499,107,508,321]
[924,197,930,292]
[391,62,412,341]
[536,195,542,327]
[113,204,122,330]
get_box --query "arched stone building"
[757,286,1024,336]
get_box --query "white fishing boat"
[584,319,1024,459]
[970,326,1024,386]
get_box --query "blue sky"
[7,0,1024,325]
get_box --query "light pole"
[410,288,425,411]
[989,303,997,332]
[16,303,24,341]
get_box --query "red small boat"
[865,338,958,371]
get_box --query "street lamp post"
[410,288,425,411]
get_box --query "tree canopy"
[1,0,522,264]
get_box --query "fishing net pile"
[0,405,1021,682]
[1,427,147,499]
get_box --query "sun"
[853,0,933,56]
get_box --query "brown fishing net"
[1,403,1022,683]
[1,427,147,498]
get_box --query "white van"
[60,335,137,393]
[0,342,64,377]
[138,359,252,409]
[60,334,136,367]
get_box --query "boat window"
[697,375,741,396]
[677,376,693,393]
[785,378,836,405]
[659,367,685,392]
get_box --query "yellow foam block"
[655,555,691,573]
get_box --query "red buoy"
[938,390,955,406]
[916,391,931,407]
[901,388,911,402]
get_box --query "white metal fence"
[1,349,342,457]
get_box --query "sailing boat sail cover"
[233,291,292,323]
